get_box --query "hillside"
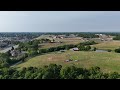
[91,40,120,50]
[16,50,120,73]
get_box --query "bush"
[77,45,86,51]
[42,64,62,79]
[115,48,120,53]
[85,45,91,51]
[79,41,97,46]
[107,49,112,52]
[61,66,80,79]
[28,50,38,56]
[39,49,48,53]
[108,72,120,79]
[113,36,120,40]
[93,47,96,51]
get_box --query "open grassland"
[91,40,120,50]
[16,50,120,73]
[39,37,83,48]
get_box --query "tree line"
[113,35,120,40]
[18,40,97,57]
[0,64,119,79]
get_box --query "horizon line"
[0,32,120,33]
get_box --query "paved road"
[0,45,18,53]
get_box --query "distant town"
[0,32,113,52]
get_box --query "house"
[0,42,8,48]
[10,49,21,57]
[95,34,113,41]
[53,35,66,39]
[10,50,17,57]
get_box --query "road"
[0,45,19,53]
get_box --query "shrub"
[107,49,112,52]
[115,48,120,53]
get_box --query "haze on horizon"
[0,11,120,32]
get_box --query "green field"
[16,50,120,73]
[91,40,120,50]
[37,35,83,48]
[40,38,82,48]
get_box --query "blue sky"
[0,11,120,32]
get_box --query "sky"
[0,11,120,32]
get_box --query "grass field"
[37,35,83,48]
[16,50,120,73]
[91,40,120,50]
[40,38,82,48]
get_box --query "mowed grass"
[91,40,120,50]
[16,50,120,73]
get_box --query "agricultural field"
[16,50,120,73]
[91,40,120,50]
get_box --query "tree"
[52,39,55,42]
[89,66,101,75]
[85,45,91,51]
[47,47,55,52]
[108,72,120,79]
[39,49,47,54]
[107,49,112,52]
[115,48,120,53]
[6,50,11,56]
[113,36,120,40]
[1,62,9,68]
[61,66,80,79]
[28,48,38,57]
[77,45,86,51]
[42,64,62,79]
[11,46,14,50]
[93,47,96,51]
[25,71,32,79]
